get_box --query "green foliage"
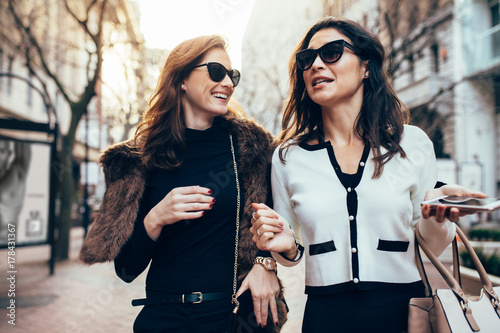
[460,248,500,277]
[467,228,500,241]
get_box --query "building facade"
[324,0,499,205]
[238,0,325,134]
[0,0,145,216]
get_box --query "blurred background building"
[238,0,499,225]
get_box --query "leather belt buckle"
[182,292,203,304]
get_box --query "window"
[431,44,440,73]
[495,76,500,114]
[490,0,500,57]
[491,0,500,26]
[7,56,13,94]
[27,70,33,106]
[408,54,415,82]
[0,48,3,90]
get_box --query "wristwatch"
[253,256,277,272]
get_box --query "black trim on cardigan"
[305,280,425,295]
[377,240,410,252]
[325,143,370,282]
[309,240,337,255]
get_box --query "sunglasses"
[295,39,356,71]
[192,62,241,87]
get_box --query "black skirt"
[302,283,426,333]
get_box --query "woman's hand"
[144,185,214,240]
[250,203,297,259]
[421,184,487,223]
[235,263,280,328]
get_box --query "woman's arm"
[114,208,157,283]
[114,185,215,282]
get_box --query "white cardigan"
[271,125,455,294]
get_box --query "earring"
[364,72,369,78]
[181,84,185,89]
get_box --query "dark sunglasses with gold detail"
[296,39,356,71]
[192,62,241,87]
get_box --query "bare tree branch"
[63,0,99,45]
[7,0,72,104]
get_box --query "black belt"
[132,291,232,306]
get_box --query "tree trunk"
[56,103,85,261]
[56,135,75,261]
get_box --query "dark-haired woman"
[249,17,485,333]
[79,35,287,332]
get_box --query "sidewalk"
[0,227,306,333]
[0,228,144,332]
[0,227,479,333]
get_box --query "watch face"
[264,258,276,270]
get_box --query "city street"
[1,1,499,332]
[0,227,494,333]
[0,227,306,333]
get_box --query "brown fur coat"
[79,113,287,331]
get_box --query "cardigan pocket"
[377,239,409,252]
[309,240,336,255]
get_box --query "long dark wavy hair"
[134,35,240,170]
[278,17,409,178]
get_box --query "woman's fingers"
[173,185,213,196]
[154,186,217,225]
[251,202,271,211]
[253,296,267,327]
[433,205,447,223]
[258,223,283,235]
[447,207,460,222]
[250,203,284,242]
[255,231,276,251]
[177,211,206,220]
[422,204,467,223]
[269,297,279,327]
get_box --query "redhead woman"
[79,35,287,332]
[249,17,485,333]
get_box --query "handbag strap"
[229,134,241,313]
[415,232,461,297]
[415,221,500,317]
[454,225,500,314]
[414,233,433,297]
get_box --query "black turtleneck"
[114,118,244,294]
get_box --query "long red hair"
[134,35,241,170]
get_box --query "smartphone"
[421,196,500,212]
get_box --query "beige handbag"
[408,222,500,333]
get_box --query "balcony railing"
[463,24,500,75]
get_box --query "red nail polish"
[208,190,212,194]
[201,211,205,215]
[209,204,213,208]
[212,198,216,203]
[275,321,279,326]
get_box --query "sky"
[134,0,256,68]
